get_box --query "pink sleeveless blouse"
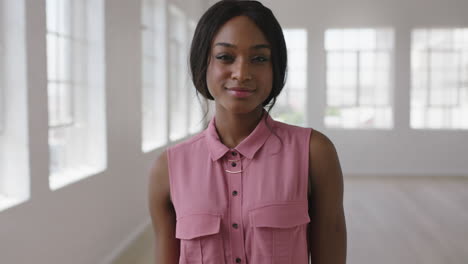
[167,110,312,264]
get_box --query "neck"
[214,106,265,149]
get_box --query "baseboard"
[99,218,152,264]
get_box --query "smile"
[226,89,254,98]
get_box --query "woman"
[148,1,347,263]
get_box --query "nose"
[231,58,252,82]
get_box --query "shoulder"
[307,128,343,195]
[308,129,338,159]
[148,149,170,204]
[150,131,206,201]
[151,149,169,176]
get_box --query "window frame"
[272,28,308,126]
[46,0,107,189]
[0,0,5,135]
[168,4,188,141]
[46,0,79,129]
[187,19,205,134]
[411,28,468,129]
[324,28,394,129]
[141,0,168,151]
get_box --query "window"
[0,0,6,206]
[187,19,204,134]
[168,5,188,141]
[0,0,29,211]
[271,29,308,126]
[141,0,167,152]
[324,28,394,129]
[411,28,468,129]
[46,0,106,190]
[0,0,4,135]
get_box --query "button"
[236,257,242,263]
[231,162,237,167]
[232,223,238,229]
[232,152,237,156]
[232,190,238,196]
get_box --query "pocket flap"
[175,213,221,240]
[249,202,310,228]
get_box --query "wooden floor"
[344,176,468,264]
[115,176,468,264]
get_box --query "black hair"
[189,0,288,129]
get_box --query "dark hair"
[189,0,288,126]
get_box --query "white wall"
[0,0,204,263]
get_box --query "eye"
[215,54,234,62]
[252,56,269,63]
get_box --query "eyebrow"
[214,42,271,50]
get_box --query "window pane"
[47,82,59,126]
[46,34,58,81]
[46,0,59,33]
[271,29,307,126]
[46,0,107,188]
[169,5,188,141]
[57,36,71,81]
[411,28,468,129]
[0,14,4,134]
[58,0,71,35]
[188,20,204,134]
[325,28,394,129]
[141,0,167,151]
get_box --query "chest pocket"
[175,213,225,264]
[248,202,310,263]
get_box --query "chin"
[225,104,261,115]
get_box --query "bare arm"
[307,130,347,264]
[148,150,180,264]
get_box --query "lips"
[227,87,254,92]
[226,87,254,98]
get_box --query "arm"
[148,150,180,264]
[307,130,347,264]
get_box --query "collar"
[204,109,275,161]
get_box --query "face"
[206,16,273,114]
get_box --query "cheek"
[207,62,228,86]
[256,67,273,91]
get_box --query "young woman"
[148,1,347,263]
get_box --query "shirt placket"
[225,149,246,264]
